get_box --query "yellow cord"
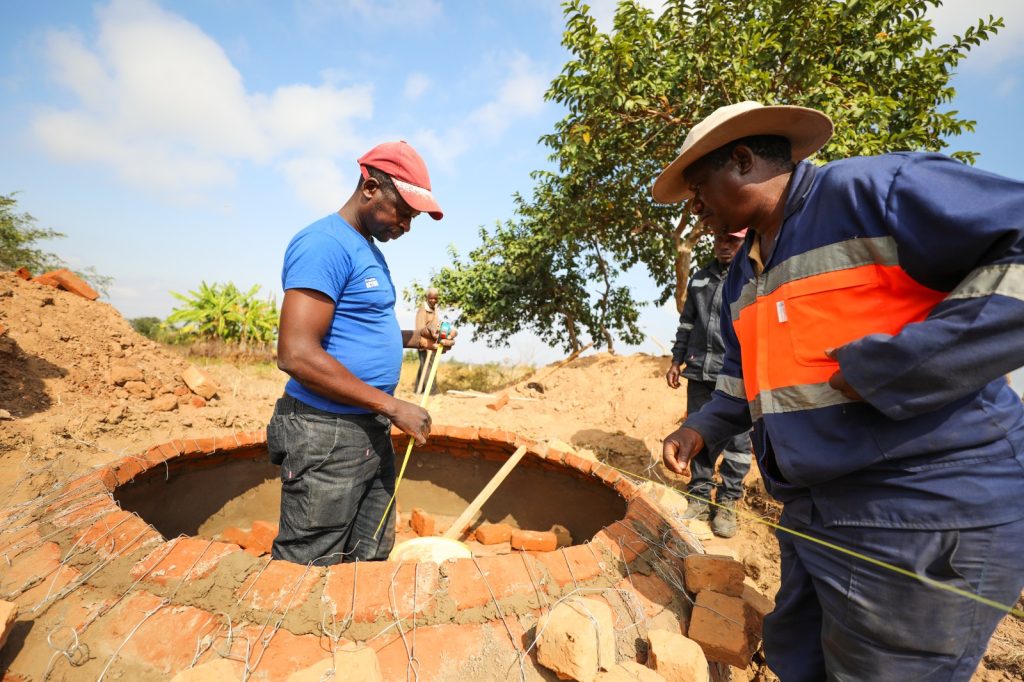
[604,460,1024,619]
[373,345,444,539]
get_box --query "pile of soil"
[0,270,1020,681]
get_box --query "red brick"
[248,520,278,555]
[616,573,677,617]
[49,495,117,528]
[93,591,217,676]
[613,477,641,500]
[592,462,622,486]
[372,620,527,681]
[15,562,81,610]
[218,526,250,547]
[62,469,116,495]
[444,554,543,610]
[235,561,323,612]
[444,425,479,442]
[72,510,161,559]
[475,522,514,545]
[592,522,647,564]
[130,538,239,586]
[485,393,509,411]
[110,458,147,485]
[14,266,31,280]
[0,524,42,557]
[32,269,99,300]
[323,561,438,623]
[411,508,436,537]
[477,427,515,445]
[563,451,595,475]
[511,530,557,552]
[687,590,758,668]
[181,365,219,400]
[189,396,207,408]
[683,554,746,597]
[531,544,605,590]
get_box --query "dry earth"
[0,270,1021,680]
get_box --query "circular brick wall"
[0,427,707,680]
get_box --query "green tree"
[0,192,114,294]
[166,282,279,349]
[430,0,1001,352]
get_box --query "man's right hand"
[666,363,682,389]
[387,399,432,445]
[662,426,704,476]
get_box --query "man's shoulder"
[819,152,958,183]
[290,213,353,246]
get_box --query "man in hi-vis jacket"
[655,101,1024,681]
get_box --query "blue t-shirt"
[281,213,402,414]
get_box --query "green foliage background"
[427,0,1001,354]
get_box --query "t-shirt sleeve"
[281,230,352,302]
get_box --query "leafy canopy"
[166,281,279,348]
[428,0,1000,353]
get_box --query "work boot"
[680,498,710,522]
[711,500,738,538]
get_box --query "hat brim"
[394,177,443,220]
[652,106,834,204]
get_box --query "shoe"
[680,499,710,521]
[711,500,738,538]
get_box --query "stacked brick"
[0,426,772,680]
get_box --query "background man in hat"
[269,141,454,566]
[655,101,1024,680]
[414,287,442,394]
[667,227,752,537]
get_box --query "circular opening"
[114,437,627,556]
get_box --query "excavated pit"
[114,438,626,545]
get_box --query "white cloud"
[404,72,432,101]
[33,0,373,202]
[467,54,548,138]
[927,0,1024,69]
[280,157,352,212]
[586,0,668,34]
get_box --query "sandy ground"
[1,271,1021,680]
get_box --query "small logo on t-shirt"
[365,277,379,289]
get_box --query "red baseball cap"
[357,141,443,220]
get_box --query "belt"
[274,394,390,428]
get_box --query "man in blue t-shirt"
[268,141,453,566]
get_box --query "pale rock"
[109,365,144,385]
[536,597,616,682]
[595,661,666,682]
[151,394,179,412]
[182,365,219,399]
[648,629,709,682]
[0,600,18,651]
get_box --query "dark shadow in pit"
[116,457,280,538]
[116,445,628,545]
[399,449,626,541]
[0,336,67,418]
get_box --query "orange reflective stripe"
[734,260,945,400]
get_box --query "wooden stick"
[443,445,529,540]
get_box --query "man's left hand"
[825,347,863,401]
[419,323,457,350]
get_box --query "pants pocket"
[305,432,378,530]
[267,414,287,465]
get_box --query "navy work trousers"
[686,379,752,502]
[268,396,396,566]
[764,496,1024,681]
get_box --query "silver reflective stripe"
[748,382,855,420]
[731,236,899,320]
[947,263,1024,303]
[678,322,694,330]
[715,374,746,400]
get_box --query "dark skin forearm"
[277,288,432,442]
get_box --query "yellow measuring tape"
[373,345,445,540]
[605,460,1024,619]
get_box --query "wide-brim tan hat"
[652,101,834,204]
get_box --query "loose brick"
[647,629,709,682]
[475,522,514,545]
[485,393,509,411]
[444,554,542,610]
[595,661,666,681]
[532,544,604,590]
[410,508,436,537]
[511,529,557,552]
[683,554,745,597]
[33,269,98,300]
[536,597,616,681]
[741,579,775,629]
[130,538,239,586]
[181,365,219,399]
[323,561,438,623]
[236,560,323,612]
[687,590,759,668]
[248,520,278,555]
[218,527,250,547]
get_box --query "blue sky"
[1,0,1023,388]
